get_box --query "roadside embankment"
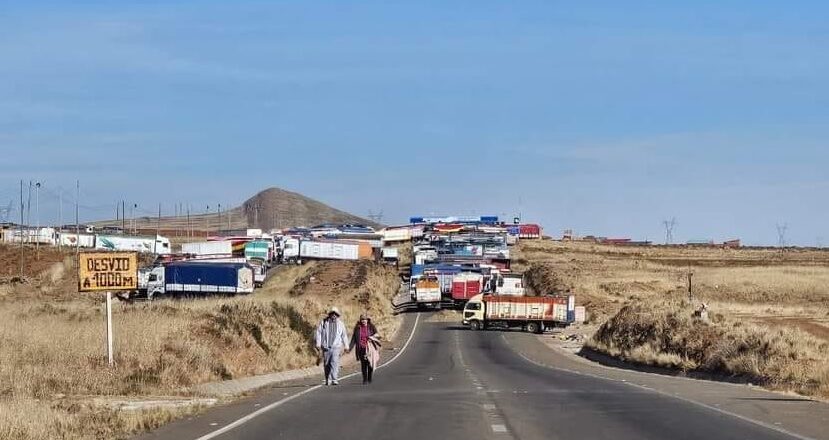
[587,298,829,398]
[0,253,400,440]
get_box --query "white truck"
[96,234,171,255]
[411,275,442,309]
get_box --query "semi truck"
[139,261,255,299]
[462,293,575,333]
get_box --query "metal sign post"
[78,251,138,367]
[106,291,114,366]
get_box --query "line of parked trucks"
[400,216,583,333]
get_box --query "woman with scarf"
[349,313,381,384]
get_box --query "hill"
[92,187,380,235]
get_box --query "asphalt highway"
[140,314,823,440]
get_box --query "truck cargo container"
[281,238,374,263]
[451,273,483,302]
[57,232,95,248]
[381,247,399,266]
[182,240,234,257]
[518,224,542,239]
[95,234,171,255]
[141,262,254,298]
[2,227,56,245]
[412,275,441,309]
[462,293,574,333]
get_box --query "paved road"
[141,314,825,440]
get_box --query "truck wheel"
[526,322,540,334]
[469,320,482,331]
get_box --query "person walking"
[349,313,381,384]
[315,307,349,385]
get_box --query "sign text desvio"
[78,252,138,292]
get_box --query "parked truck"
[139,261,255,299]
[281,238,374,264]
[412,275,442,309]
[182,240,234,257]
[462,293,574,333]
[96,234,171,255]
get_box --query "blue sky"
[0,1,826,245]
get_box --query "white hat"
[329,307,341,316]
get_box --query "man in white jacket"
[315,307,350,385]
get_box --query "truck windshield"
[466,302,481,311]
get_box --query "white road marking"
[491,424,507,433]
[194,313,422,440]
[508,337,816,440]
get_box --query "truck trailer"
[411,275,442,309]
[96,234,171,255]
[182,240,234,257]
[140,262,255,299]
[462,293,574,333]
[281,238,374,263]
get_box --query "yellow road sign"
[78,252,138,292]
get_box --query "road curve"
[140,315,822,440]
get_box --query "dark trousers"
[360,357,374,383]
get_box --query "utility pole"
[122,200,126,232]
[75,180,80,261]
[58,189,63,250]
[26,181,32,243]
[155,203,161,254]
[187,205,191,239]
[218,203,222,234]
[35,182,40,259]
[19,180,24,278]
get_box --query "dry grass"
[588,298,829,397]
[518,240,829,398]
[0,257,400,439]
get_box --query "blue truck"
[140,262,255,299]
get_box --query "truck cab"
[138,266,166,300]
[462,294,485,330]
[280,237,301,264]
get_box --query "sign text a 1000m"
[78,252,138,292]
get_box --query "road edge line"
[506,335,816,440]
[194,312,421,440]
